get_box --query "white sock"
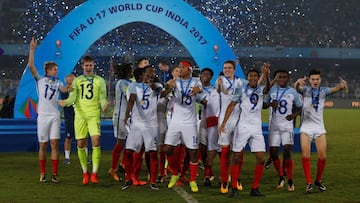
[65,150,71,159]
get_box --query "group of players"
[28,36,348,197]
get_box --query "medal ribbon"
[246,84,260,110]
[180,78,192,104]
[245,84,259,98]
[142,82,149,100]
[276,86,289,101]
[311,88,321,112]
[84,75,94,85]
[224,76,235,93]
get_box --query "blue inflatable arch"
[15,0,243,118]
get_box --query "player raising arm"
[219,65,270,197]
[294,69,347,193]
[163,61,203,193]
[28,37,70,183]
[263,70,302,192]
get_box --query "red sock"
[238,152,244,176]
[124,150,133,181]
[133,151,143,179]
[316,158,326,182]
[168,146,180,175]
[149,151,158,184]
[273,158,284,177]
[252,163,264,189]
[159,151,166,176]
[145,152,151,174]
[284,159,294,180]
[231,164,240,189]
[302,157,312,184]
[181,152,190,177]
[210,168,215,177]
[178,145,186,171]
[198,148,203,162]
[220,146,230,183]
[121,151,126,167]
[51,159,58,175]
[205,165,211,177]
[39,159,46,174]
[189,162,198,182]
[111,144,122,170]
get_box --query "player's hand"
[270,100,278,110]
[273,73,280,83]
[261,63,271,76]
[286,114,294,121]
[296,76,307,87]
[101,100,110,112]
[339,77,348,89]
[219,123,226,134]
[123,115,130,126]
[190,86,201,96]
[166,79,176,89]
[65,84,72,92]
[216,77,222,86]
[58,100,66,108]
[30,37,37,50]
[216,77,222,92]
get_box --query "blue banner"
[15,0,242,118]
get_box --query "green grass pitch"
[0,109,359,202]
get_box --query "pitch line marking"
[173,186,199,203]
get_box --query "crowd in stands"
[0,0,359,99]
[0,0,360,48]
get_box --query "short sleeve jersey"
[233,85,265,131]
[113,79,131,119]
[300,86,331,130]
[171,77,202,124]
[202,85,220,119]
[217,75,248,119]
[264,86,303,130]
[66,75,107,118]
[35,75,63,116]
[128,82,159,126]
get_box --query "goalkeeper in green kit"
[60,56,108,184]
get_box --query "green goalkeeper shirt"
[65,74,107,118]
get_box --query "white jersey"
[171,77,203,124]
[35,74,63,117]
[300,86,331,134]
[265,85,303,131]
[113,79,131,119]
[128,82,159,126]
[217,75,248,119]
[202,85,220,119]
[234,85,265,132]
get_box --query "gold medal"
[182,96,187,103]
[48,79,52,84]
[310,104,313,108]
[140,100,145,105]
[224,89,229,94]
